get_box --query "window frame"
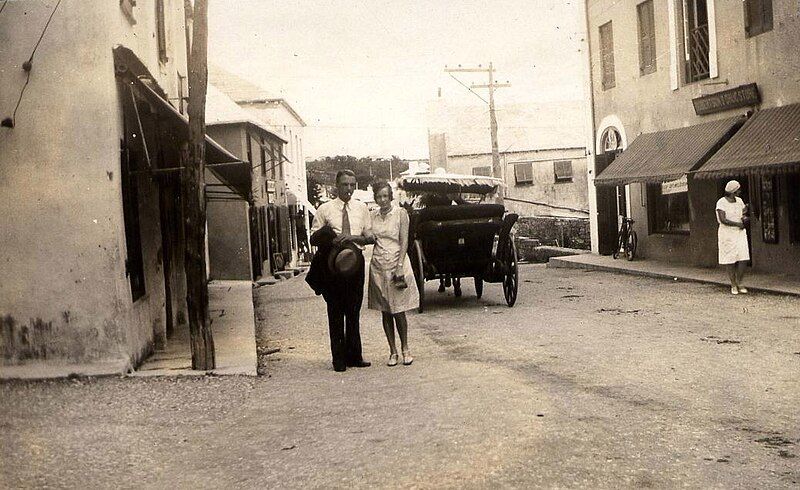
[513,162,533,185]
[553,160,574,183]
[156,0,168,63]
[599,21,616,90]
[472,166,492,177]
[744,0,773,38]
[637,0,657,76]
[683,0,711,83]
[646,181,691,235]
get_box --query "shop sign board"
[661,176,688,195]
[692,83,760,116]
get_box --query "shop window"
[599,21,615,90]
[514,162,533,184]
[759,175,778,243]
[647,178,690,234]
[120,140,146,301]
[472,166,492,177]
[744,0,773,37]
[554,160,573,183]
[788,174,800,245]
[637,0,657,76]
[683,0,710,83]
[156,0,168,63]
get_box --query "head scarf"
[724,180,741,194]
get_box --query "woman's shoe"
[738,287,749,294]
[402,350,413,366]
[387,354,399,367]
[731,286,739,295]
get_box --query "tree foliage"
[307,155,409,190]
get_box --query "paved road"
[2,265,799,488]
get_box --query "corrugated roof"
[595,116,743,186]
[694,103,800,179]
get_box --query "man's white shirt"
[311,198,371,249]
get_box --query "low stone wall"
[514,216,590,262]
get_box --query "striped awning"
[595,117,744,186]
[693,103,800,179]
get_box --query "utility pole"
[444,63,510,188]
[183,0,215,370]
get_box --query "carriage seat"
[415,203,504,223]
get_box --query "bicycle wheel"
[612,234,623,259]
[626,230,638,261]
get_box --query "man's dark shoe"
[346,360,371,368]
[333,364,347,372]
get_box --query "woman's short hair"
[372,180,393,199]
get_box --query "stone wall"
[514,217,591,261]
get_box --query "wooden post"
[182,0,215,370]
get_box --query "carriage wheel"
[503,240,519,307]
[474,277,483,299]
[413,240,425,313]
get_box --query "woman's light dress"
[716,196,750,264]
[367,206,420,314]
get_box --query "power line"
[0,0,9,16]
[3,0,62,128]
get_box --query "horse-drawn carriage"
[397,171,519,313]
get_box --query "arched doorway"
[596,127,626,254]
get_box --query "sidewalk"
[131,280,257,376]
[548,253,800,297]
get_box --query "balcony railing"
[687,23,710,82]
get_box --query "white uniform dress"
[367,206,420,314]
[716,196,750,264]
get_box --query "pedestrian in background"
[310,169,373,371]
[716,180,751,295]
[367,181,419,366]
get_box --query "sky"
[208,0,587,160]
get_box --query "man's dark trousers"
[322,251,365,369]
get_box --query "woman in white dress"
[715,180,750,294]
[367,182,419,366]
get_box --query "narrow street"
[2,265,799,488]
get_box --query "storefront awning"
[114,46,251,201]
[595,116,744,186]
[693,103,800,179]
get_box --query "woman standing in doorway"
[716,180,751,294]
[367,181,419,366]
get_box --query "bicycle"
[612,216,637,261]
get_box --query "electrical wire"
[0,0,9,16]
[9,0,62,124]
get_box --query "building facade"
[0,1,243,370]
[209,68,311,268]
[586,0,800,274]
[447,147,589,219]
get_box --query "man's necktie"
[341,202,351,236]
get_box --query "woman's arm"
[716,209,745,229]
[396,211,410,274]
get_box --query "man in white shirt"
[311,169,373,371]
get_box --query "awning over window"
[693,103,800,179]
[113,46,251,201]
[594,116,744,186]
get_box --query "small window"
[156,0,168,63]
[514,162,533,184]
[472,166,492,177]
[637,0,657,76]
[683,0,710,83]
[599,21,615,90]
[554,160,573,183]
[744,0,773,37]
[647,179,690,234]
[120,0,136,24]
[120,140,146,301]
